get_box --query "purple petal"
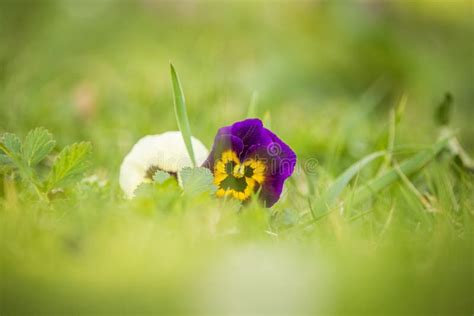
[244,144,281,173]
[244,133,296,207]
[259,174,285,207]
[202,134,244,170]
[263,128,297,178]
[216,126,232,137]
[231,118,272,156]
[244,136,296,180]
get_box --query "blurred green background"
[1,0,473,315]
[1,0,473,166]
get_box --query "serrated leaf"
[0,133,22,158]
[170,63,196,167]
[0,154,11,165]
[153,169,171,184]
[0,133,27,172]
[0,132,45,199]
[22,127,56,166]
[179,167,216,196]
[47,142,92,190]
[133,182,155,198]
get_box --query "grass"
[1,1,473,315]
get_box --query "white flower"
[119,131,209,198]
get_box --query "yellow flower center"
[214,150,266,201]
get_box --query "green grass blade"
[324,151,385,205]
[311,151,385,216]
[350,137,450,206]
[170,63,196,167]
[247,91,258,118]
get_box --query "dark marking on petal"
[225,161,236,175]
[219,174,247,192]
[145,165,177,180]
[244,165,254,177]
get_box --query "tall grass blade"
[310,151,384,217]
[351,137,450,206]
[325,151,385,206]
[170,63,196,167]
[247,91,259,118]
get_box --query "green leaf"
[22,127,56,166]
[153,169,171,184]
[350,137,450,207]
[0,133,22,158]
[170,63,196,167]
[133,182,155,198]
[47,142,92,190]
[311,151,384,216]
[0,133,27,173]
[179,167,216,196]
[1,132,46,200]
[0,154,11,165]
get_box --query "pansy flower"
[120,131,209,198]
[203,118,296,207]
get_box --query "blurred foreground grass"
[1,1,473,314]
